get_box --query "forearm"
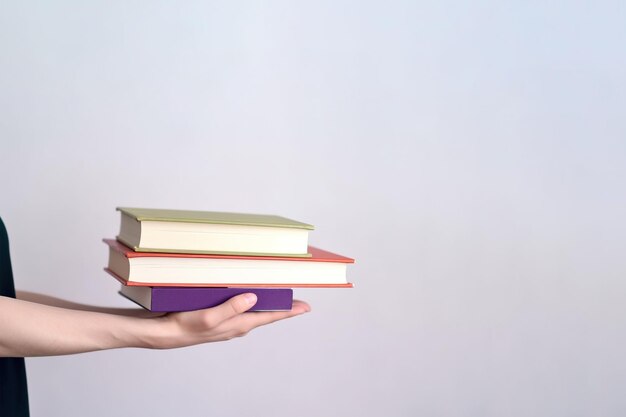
[0,293,310,357]
[0,296,159,357]
[16,290,162,318]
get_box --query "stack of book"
[104,207,354,312]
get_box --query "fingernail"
[244,293,257,306]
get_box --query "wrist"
[132,316,177,350]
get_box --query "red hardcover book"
[104,239,354,288]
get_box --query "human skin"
[0,292,310,357]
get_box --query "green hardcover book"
[116,207,314,257]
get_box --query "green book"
[116,207,314,257]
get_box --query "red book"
[104,239,354,288]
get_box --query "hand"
[150,294,311,349]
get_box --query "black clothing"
[0,218,30,416]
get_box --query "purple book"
[119,285,293,312]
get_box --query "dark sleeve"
[0,217,31,417]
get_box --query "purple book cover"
[119,286,293,312]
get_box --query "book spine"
[149,287,293,312]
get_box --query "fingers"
[207,293,258,324]
[290,300,311,314]
[223,299,311,333]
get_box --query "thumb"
[210,293,258,323]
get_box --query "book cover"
[116,207,313,257]
[104,239,355,287]
[119,285,294,312]
[117,207,314,229]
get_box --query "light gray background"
[1,1,626,416]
